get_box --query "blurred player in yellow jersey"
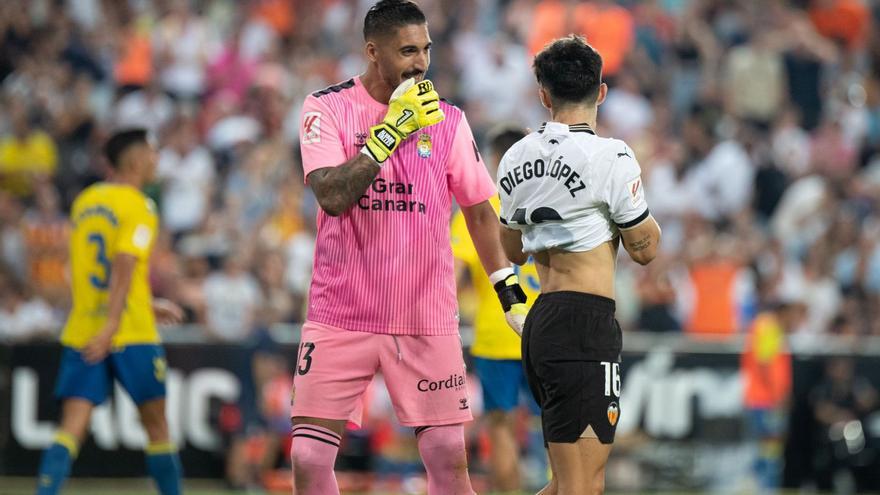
[450,125,546,493]
[36,129,184,495]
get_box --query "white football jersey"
[497,121,649,253]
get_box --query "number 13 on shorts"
[601,361,621,397]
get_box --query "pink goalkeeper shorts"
[290,320,474,427]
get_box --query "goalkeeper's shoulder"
[433,98,471,136]
[438,97,464,120]
[302,78,357,113]
[440,98,464,119]
[310,78,356,99]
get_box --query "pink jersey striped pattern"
[299,77,495,335]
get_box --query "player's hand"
[153,298,184,325]
[362,78,445,163]
[83,330,114,363]
[492,269,528,337]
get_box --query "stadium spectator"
[722,27,786,127]
[206,23,260,106]
[156,114,215,236]
[115,81,175,137]
[635,255,681,332]
[113,15,154,91]
[572,0,634,79]
[683,227,753,336]
[223,332,293,491]
[601,70,654,140]
[170,253,209,324]
[152,2,219,100]
[809,357,880,491]
[21,183,70,306]
[202,254,262,342]
[0,277,57,343]
[254,249,297,325]
[0,190,25,278]
[807,0,870,53]
[741,301,802,492]
[0,101,57,199]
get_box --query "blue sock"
[36,432,78,495]
[145,442,183,495]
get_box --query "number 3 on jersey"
[297,342,316,375]
[601,361,621,397]
[88,233,110,289]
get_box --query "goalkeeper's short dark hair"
[363,0,426,41]
[533,35,603,106]
[104,128,148,169]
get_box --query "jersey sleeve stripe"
[311,78,356,98]
[615,209,650,230]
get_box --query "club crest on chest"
[417,133,432,158]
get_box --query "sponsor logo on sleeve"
[133,224,153,250]
[302,112,322,144]
[626,176,643,207]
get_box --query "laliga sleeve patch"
[626,176,644,207]
[133,224,153,250]
[302,111,322,144]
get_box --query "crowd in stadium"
[0,0,878,343]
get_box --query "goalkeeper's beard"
[401,70,424,83]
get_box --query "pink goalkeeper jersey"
[299,77,495,335]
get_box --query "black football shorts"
[522,291,622,445]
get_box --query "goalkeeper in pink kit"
[292,1,527,493]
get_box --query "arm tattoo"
[629,234,653,252]
[307,154,381,216]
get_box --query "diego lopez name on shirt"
[499,155,586,198]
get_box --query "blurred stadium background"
[1,0,880,493]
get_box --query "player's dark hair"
[363,0,426,41]
[533,35,603,106]
[488,125,526,157]
[104,128,148,169]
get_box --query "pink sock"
[416,425,476,495]
[290,424,341,495]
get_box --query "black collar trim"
[538,122,595,135]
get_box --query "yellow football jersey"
[451,196,540,360]
[61,183,159,348]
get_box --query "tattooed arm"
[306,154,382,216]
[619,215,662,265]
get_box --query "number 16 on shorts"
[601,362,621,398]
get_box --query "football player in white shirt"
[497,35,661,495]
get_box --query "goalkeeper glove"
[361,78,445,164]
[491,267,529,337]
